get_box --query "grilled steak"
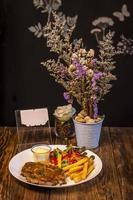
[21,162,66,185]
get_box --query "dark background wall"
[0,0,133,126]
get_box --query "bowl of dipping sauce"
[31,144,51,162]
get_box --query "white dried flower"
[86,69,94,77]
[80,58,86,65]
[82,65,88,70]
[71,53,78,60]
[78,48,87,57]
[68,64,76,75]
[87,49,95,58]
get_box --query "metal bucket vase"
[73,117,104,149]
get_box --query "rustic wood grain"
[0,127,133,200]
[0,127,17,200]
[109,127,133,200]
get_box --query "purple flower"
[72,58,87,79]
[93,72,103,80]
[91,72,103,91]
[63,92,73,104]
[91,59,97,66]
[75,65,86,78]
[91,96,98,119]
[91,72,103,114]
[91,72,103,118]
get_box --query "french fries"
[63,156,88,171]
[68,165,83,174]
[63,155,95,183]
[82,161,89,179]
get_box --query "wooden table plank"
[0,127,17,200]
[109,127,133,200]
[94,127,122,200]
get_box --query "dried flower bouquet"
[29,2,133,123]
[40,13,123,123]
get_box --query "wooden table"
[0,127,133,200]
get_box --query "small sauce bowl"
[31,144,51,163]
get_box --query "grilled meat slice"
[21,162,66,185]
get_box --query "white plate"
[9,145,102,188]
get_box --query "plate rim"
[9,144,102,188]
